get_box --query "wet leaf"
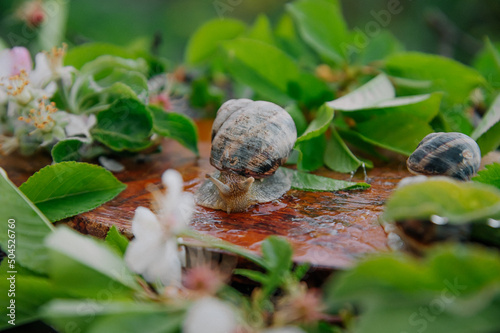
[383,177,500,223]
[281,167,370,191]
[20,162,126,222]
[324,127,371,173]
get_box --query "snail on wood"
[195,99,297,213]
[407,132,481,181]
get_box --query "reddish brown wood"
[0,120,412,272]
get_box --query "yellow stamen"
[18,97,58,130]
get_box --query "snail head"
[206,172,255,214]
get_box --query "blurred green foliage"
[1,0,499,63]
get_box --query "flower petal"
[131,207,161,239]
[10,47,32,75]
[30,52,51,88]
[162,169,183,202]
[125,230,164,275]
[142,239,181,286]
[0,49,13,78]
[263,328,307,333]
[183,297,238,333]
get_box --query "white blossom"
[183,297,238,333]
[0,45,72,108]
[125,169,193,286]
[262,327,306,333]
[0,46,32,77]
[30,44,74,88]
[64,113,96,139]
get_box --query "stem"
[178,229,265,267]
[83,104,110,114]
[56,78,72,113]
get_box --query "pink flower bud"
[17,0,45,28]
[10,47,32,76]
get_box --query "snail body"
[195,99,297,213]
[407,132,481,181]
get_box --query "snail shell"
[407,132,481,181]
[195,99,297,213]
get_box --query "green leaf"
[326,245,500,333]
[471,95,500,155]
[285,104,308,136]
[287,0,348,64]
[354,30,403,65]
[74,56,149,114]
[95,67,149,99]
[325,127,369,173]
[281,167,370,191]
[150,105,199,155]
[185,18,246,65]
[0,264,68,328]
[384,52,486,105]
[222,38,300,104]
[189,77,224,110]
[19,162,126,222]
[339,93,442,123]
[296,104,334,143]
[92,98,153,151]
[383,177,500,223]
[234,269,269,284]
[327,74,395,110]
[261,236,293,272]
[295,133,327,172]
[356,114,434,156]
[42,299,183,333]
[294,72,335,108]
[51,138,84,163]
[247,15,275,45]
[274,13,319,66]
[473,38,500,89]
[45,227,140,298]
[80,55,148,79]
[105,225,129,257]
[473,163,500,190]
[65,42,136,69]
[0,168,53,274]
[259,236,293,295]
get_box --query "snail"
[407,132,481,181]
[195,99,297,213]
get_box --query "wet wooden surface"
[0,120,412,271]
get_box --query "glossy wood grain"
[0,120,412,272]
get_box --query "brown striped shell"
[210,99,297,179]
[407,132,481,181]
[195,99,297,213]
